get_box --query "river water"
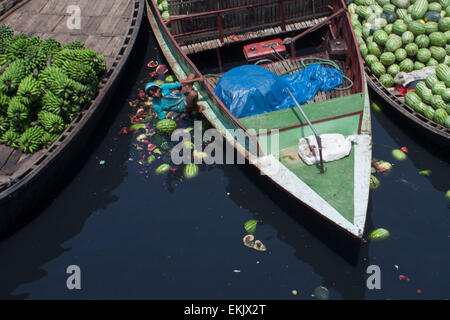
[0,22,448,300]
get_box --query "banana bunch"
[0,115,9,133]
[62,40,85,50]
[40,131,59,148]
[7,96,29,123]
[17,75,41,103]
[41,90,64,115]
[38,110,65,134]
[62,60,97,88]
[0,59,28,94]
[0,129,19,147]
[40,38,61,57]
[0,92,9,110]
[0,25,13,42]
[18,125,44,153]
[52,48,106,78]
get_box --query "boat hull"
[145,0,371,239]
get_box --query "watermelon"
[424,105,436,119]
[429,32,447,46]
[414,61,426,69]
[371,61,386,76]
[161,10,170,20]
[156,119,177,135]
[385,37,403,51]
[435,63,450,81]
[426,73,440,88]
[155,163,171,175]
[395,48,408,61]
[397,8,413,22]
[408,20,426,35]
[438,17,450,32]
[430,46,447,61]
[388,63,401,76]
[380,52,396,66]
[442,88,450,102]
[405,91,422,110]
[432,81,447,95]
[370,175,381,190]
[401,31,415,44]
[368,228,390,241]
[383,4,397,13]
[428,2,442,12]
[358,6,374,20]
[392,149,408,161]
[416,101,428,114]
[365,54,379,66]
[445,115,450,128]
[424,11,442,22]
[393,21,409,35]
[184,163,199,179]
[392,0,411,9]
[360,43,369,57]
[431,95,447,109]
[384,24,393,34]
[380,73,395,87]
[383,12,398,24]
[405,42,419,56]
[424,21,439,34]
[399,58,414,71]
[416,81,434,103]
[426,57,439,66]
[368,42,382,56]
[373,30,389,46]
[415,34,430,48]
[410,0,429,20]
[244,219,258,234]
[377,0,391,6]
[417,48,432,62]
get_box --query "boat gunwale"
[0,0,145,198]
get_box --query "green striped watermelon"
[411,0,429,20]
[429,32,447,46]
[405,91,422,110]
[380,73,395,87]
[417,48,432,62]
[371,62,386,76]
[435,63,450,81]
[380,52,396,66]
[155,163,171,175]
[430,46,447,61]
[426,73,440,88]
[183,163,199,179]
[387,64,401,76]
[415,34,430,48]
[408,20,426,35]
[431,95,447,109]
[156,119,177,135]
[432,81,447,95]
[395,48,408,61]
[399,58,414,71]
[405,42,419,56]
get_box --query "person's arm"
[152,99,167,119]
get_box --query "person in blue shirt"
[145,74,204,119]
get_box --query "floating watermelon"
[183,163,199,179]
[392,149,407,161]
[368,228,390,241]
[155,163,171,175]
[244,219,258,234]
[156,119,177,135]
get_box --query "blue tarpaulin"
[214,64,343,118]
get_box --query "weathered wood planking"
[1,0,134,70]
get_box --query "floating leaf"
[313,286,330,300]
[244,219,258,234]
[370,175,380,190]
[392,149,407,161]
[368,228,390,241]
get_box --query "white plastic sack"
[298,133,355,165]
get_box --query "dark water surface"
[0,23,448,300]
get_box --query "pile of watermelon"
[348,0,450,127]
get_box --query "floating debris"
[399,275,411,282]
[368,228,390,241]
[372,159,392,172]
[155,163,170,175]
[312,286,330,300]
[418,169,432,176]
[129,123,146,131]
[446,190,450,200]
[253,240,266,252]
[244,219,258,234]
[243,234,255,248]
[291,290,298,296]
[392,149,407,161]
[147,60,158,68]
[371,102,382,112]
[370,175,380,190]
[99,160,105,165]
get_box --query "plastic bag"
[298,134,355,165]
[214,64,343,118]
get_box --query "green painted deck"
[239,94,364,223]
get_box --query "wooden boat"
[146,0,372,238]
[366,66,450,149]
[0,0,145,238]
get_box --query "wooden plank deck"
[0,0,139,185]
[180,16,328,55]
